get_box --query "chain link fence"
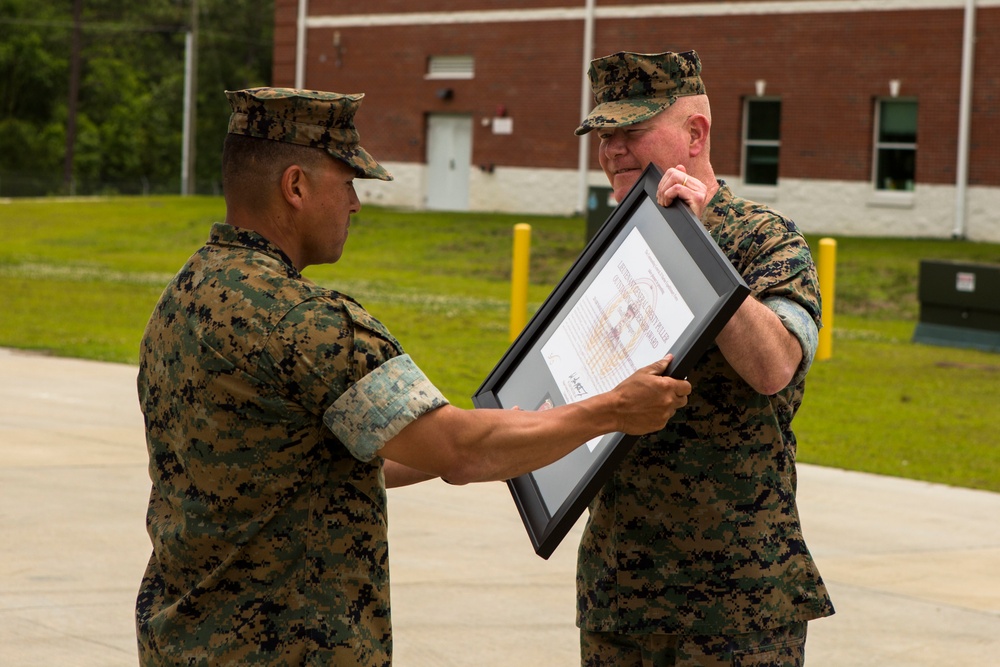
[0,172,222,198]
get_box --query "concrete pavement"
[1,347,998,666]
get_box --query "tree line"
[0,0,273,196]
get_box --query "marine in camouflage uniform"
[136,89,439,665]
[136,87,694,666]
[574,52,835,665]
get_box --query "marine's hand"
[656,165,709,218]
[610,355,691,435]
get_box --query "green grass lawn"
[3,196,999,492]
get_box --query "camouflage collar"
[209,222,300,276]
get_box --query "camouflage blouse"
[577,183,836,636]
[136,223,446,665]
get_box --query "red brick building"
[271,0,1000,242]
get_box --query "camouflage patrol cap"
[575,51,706,136]
[225,87,392,181]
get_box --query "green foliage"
[0,2,71,179]
[2,197,999,493]
[0,0,273,195]
[0,2,69,120]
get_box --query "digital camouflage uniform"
[575,52,835,660]
[136,90,443,665]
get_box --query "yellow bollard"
[816,237,837,361]
[510,223,532,342]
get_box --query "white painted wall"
[742,178,1000,242]
[354,162,1000,243]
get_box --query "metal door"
[426,114,472,210]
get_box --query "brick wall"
[272,0,298,89]
[271,4,1000,188]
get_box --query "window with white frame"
[742,98,781,186]
[874,99,917,191]
[426,55,474,80]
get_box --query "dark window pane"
[746,145,779,185]
[879,100,917,143]
[876,147,916,190]
[747,100,781,141]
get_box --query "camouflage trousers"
[580,621,807,667]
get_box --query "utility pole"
[63,0,84,195]
[181,0,199,195]
[576,0,596,215]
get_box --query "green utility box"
[585,186,617,242]
[912,259,1000,352]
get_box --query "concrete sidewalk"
[0,347,998,666]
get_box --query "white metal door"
[426,114,472,210]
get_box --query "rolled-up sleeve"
[763,296,819,385]
[323,354,449,462]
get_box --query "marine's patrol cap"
[225,87,392,181]
[575,51,706,136]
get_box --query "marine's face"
[299,158,362,267]
[597,111,688,202]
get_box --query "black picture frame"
[472,164,750,559]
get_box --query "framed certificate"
[472,163,749,558]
